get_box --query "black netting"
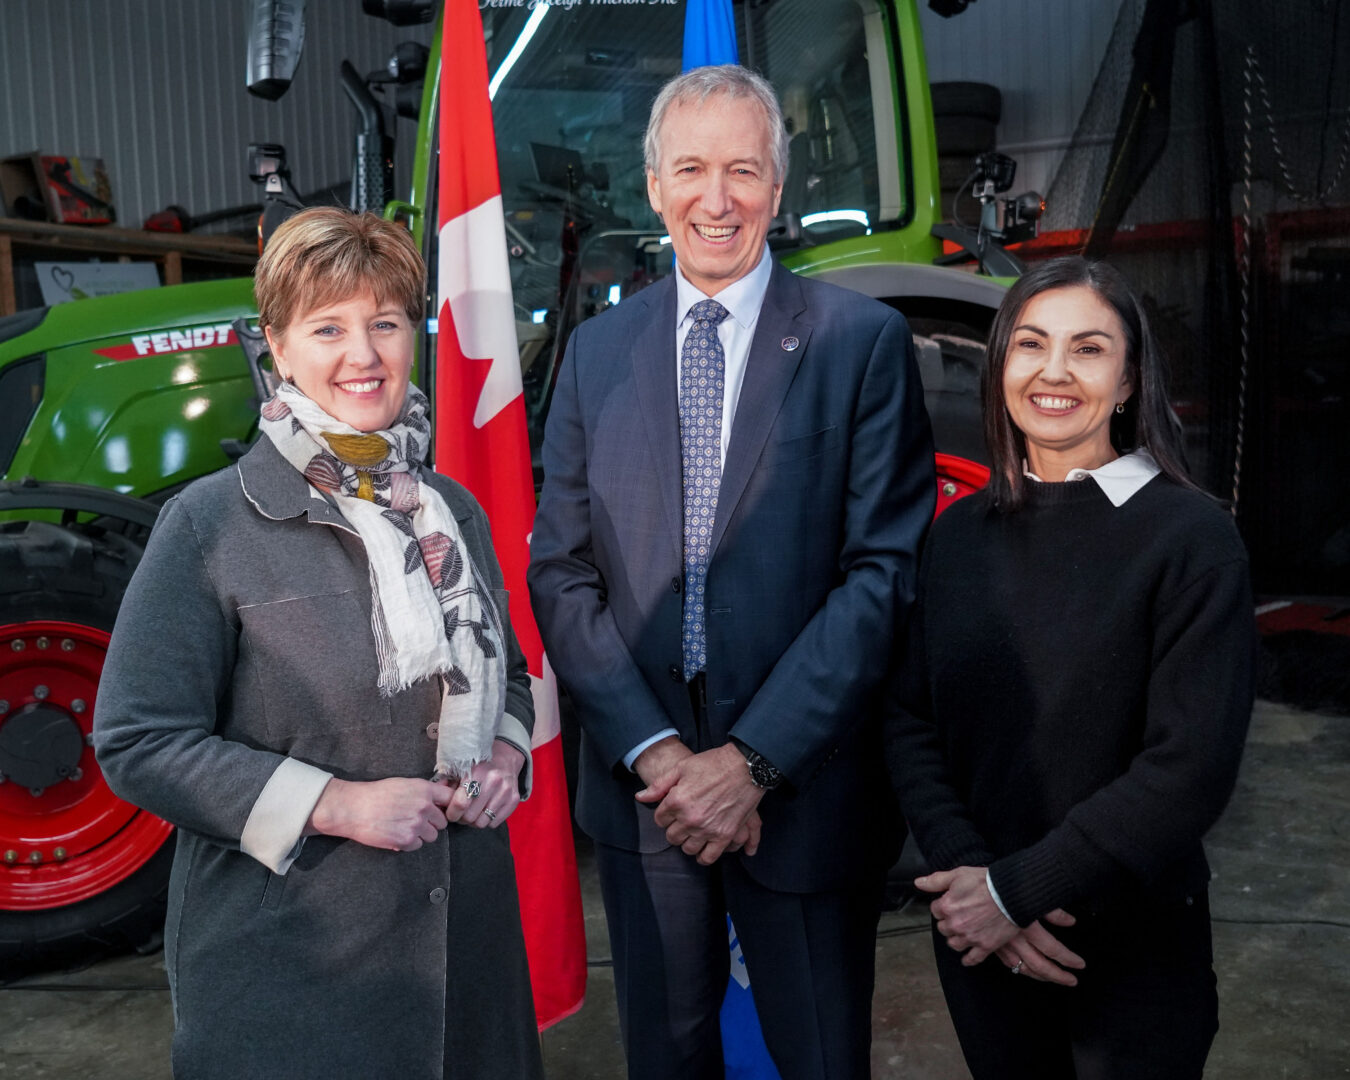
[1036,0,1350,596]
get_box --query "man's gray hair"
[643,65,789,184]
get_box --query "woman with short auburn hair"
[886,256,1255,1078]
[95,208,545,1078]
[252,206,425,332]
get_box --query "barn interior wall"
[0,2,1127,233]
[0,3,433,231]
[917,0,1121,204]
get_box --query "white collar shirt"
[1024,449,1162,506]
[674,245,774,469]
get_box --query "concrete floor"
[2,699,1347,1078]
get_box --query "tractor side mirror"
[369,41,429,120]
[383,41,429,83]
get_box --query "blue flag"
[682,0,739,70]
[721,916,780,1080]
[681,5,778,1077]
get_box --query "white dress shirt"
[673,246,775,467]
[624,247,775,771]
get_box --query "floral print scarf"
[259,381,505,783]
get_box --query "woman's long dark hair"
[981,256,1201,511]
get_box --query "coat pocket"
[238,590,393,740]
[260,868,287,910]
[758,424,842,468]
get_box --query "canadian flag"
[434,0,586,1029]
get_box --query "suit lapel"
[630,277,684,555]
[711,263,811,556]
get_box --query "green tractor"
[0,0,1035,972]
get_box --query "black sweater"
[885,474,1256,927]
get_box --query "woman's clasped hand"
[308,737,526,852]
[307,777,453,851]
[918,867,1084,986]
[446,739,526,828]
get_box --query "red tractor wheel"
[0,521,173,978]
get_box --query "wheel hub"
[1,619,173,910]
[0,703,85,793]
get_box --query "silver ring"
[464,779,482,799]
[1010,960,1024,976]
[484,808,497,822]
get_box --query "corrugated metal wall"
[0,2,433,230]
[918,0,1122,203]
[2,1,1120,231]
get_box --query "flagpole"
[434,0,587,1031]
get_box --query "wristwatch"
[731,738,784,790]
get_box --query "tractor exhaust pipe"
[341,60,395,214]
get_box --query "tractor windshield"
[433,0,908,458]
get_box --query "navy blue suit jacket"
[528,261,935,892]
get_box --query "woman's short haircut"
[253,208,425,335]
[644,64,789,184]
[981,255,1202,510]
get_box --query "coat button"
[671,577,682,593]
[668,665,682,682]
[429,887,448,904]
[426,722,439,740]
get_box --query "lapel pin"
[781,336,800,352]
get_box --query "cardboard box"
[0,153,49,220]
[0,152,115,224]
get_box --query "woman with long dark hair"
[886,256,1255,1078]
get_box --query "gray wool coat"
[94,436,543,1080]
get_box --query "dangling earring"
[1115,402,1126,415]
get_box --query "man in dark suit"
[528,65,935,1080]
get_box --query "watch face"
[748,754,782,789]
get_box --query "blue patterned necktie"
[680,298,730,678]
